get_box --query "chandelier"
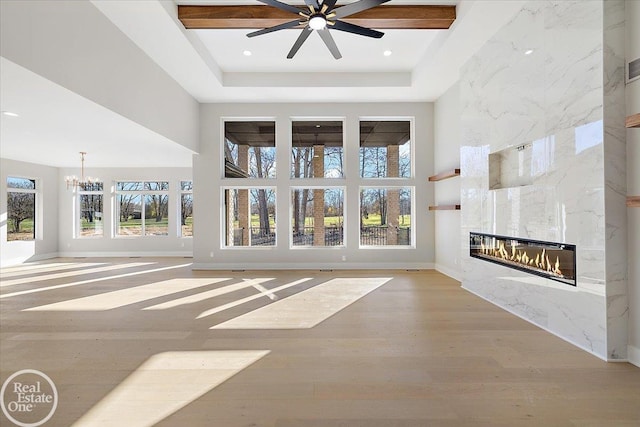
[65,152,100,190]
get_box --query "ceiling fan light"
[309,15,327,30]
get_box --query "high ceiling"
[0,0,527,167]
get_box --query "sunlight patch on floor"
[24,278,229,311]
[0,263,191,299]
[0,262,150,288]
[0,262,105,279]
[71,350,270,427]
[196,277,313,319]
[142,278,273,310]
[211,277,391,329]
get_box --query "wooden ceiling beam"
[178,5,456,30]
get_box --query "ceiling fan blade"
[333,0,391,19]
[331,20,384,38]
[287,28,313,59]
[317,28,342,59]
[322,0,339,13]
[303,0,320,10]
[247,19,303,38]
[256,0,303,15]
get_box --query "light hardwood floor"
[1,258,639,426]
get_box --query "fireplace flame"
[477,238,565,278]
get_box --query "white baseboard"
[462,285,610,362]
[435,263,462,282]
[58,251,193,258]
[192,262,435,270]
[628,345,640,368]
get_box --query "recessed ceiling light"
[316,124,321,128]
[524,49,534,55]
[2,111,19,117]
[383,50,392,57]
[243,50,252,56]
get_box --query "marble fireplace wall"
[460,0,627,360]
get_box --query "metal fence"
[230,226,408,246]
[360,226,411,246]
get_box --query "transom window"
[224,121,276,179]
[116,181,169,236]
[291,120,344,178]
[360,120,411,178]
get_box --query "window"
[180,181,193,237]
[78,182,104,237]
[360,120,411,178]
[224,121,276,178]
[224,188,276,247]
[360,187,412,246]
[116,181,169,236]
[291,187,344,247]
[291,121,343,178]
[6,177,36,241]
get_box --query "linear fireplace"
[469,232,577,286]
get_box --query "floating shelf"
[627,196,640,207]
[428,168,460,182]
[429,204,461,211]
[626,113,640,128]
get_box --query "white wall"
[433,82,461,280]
[1,158,59,267]
[57,167,193,257]
[625,0,640,368]
[194,102,434,269]
[0,0,199,153]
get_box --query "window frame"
[358,185,415,249]
[221,117,278,180]
[6,176,39,242]
[289,186,346,249]
[114,180,170,238]
[290,117,346,179]
[358,117,415,179]
[221,186,278,249]
[179,180,193,238]
[75,182,104,239]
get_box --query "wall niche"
[488,143,534,190]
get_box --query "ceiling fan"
[247,0,391,60]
